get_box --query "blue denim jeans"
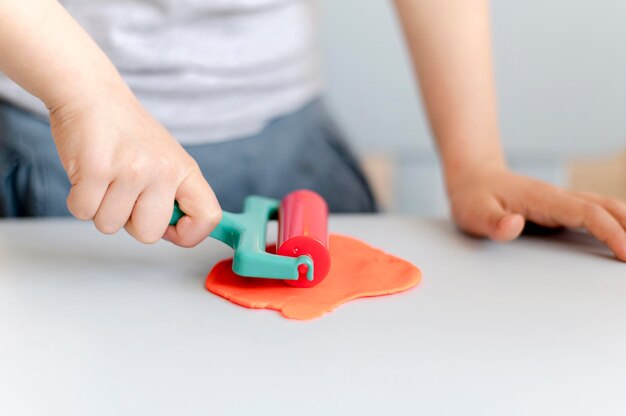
[0,98,376,216]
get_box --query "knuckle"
[185,156,200,170]
[169,231,199,248]
[207,208,222,228]
[156,156,177,177]
[582,202,604,220]
[126,159,146,183]
[181,236,201,248]
[605,198,625,213]
[186,160,204,179]
[95,219,122,235]
[70,209,94,221]
[67,199,95,220]
[133,227,161,245]
[83,160,110,182]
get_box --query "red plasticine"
[205,234,422,320]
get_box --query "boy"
[0,0,624,261]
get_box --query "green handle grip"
[170,202,184,226]
[166,198,314,282]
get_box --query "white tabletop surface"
[1,216,625,416]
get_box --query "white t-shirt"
[0,0,322,144]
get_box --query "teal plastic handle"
[168,200,314,281]
[170,202,184,226]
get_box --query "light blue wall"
[319,0,626,214]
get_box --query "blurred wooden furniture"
[569,150,626,201]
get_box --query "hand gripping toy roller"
[170,189,331,288]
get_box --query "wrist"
[442,151,508,194]
[44,73,134,114]
[46,78,139,124]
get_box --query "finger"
[455,195,525,242]
[66,179,109,220]
[163,169,221,248]
[493,213,526,242]
[534,194,626,261]
[92,179,140,235]
[580,203,626,261]
[573,191,626,229]
[125,185,175,244]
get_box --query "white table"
[1,217,625,415]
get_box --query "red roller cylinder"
[277,190,331,288]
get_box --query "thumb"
[491,213,526,242]
[163,169,222,248]
[455,195,525,242]
[482,198,525,242]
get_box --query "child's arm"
[393,0,626,261]
[0,0,221,247]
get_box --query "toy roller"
[170,189,331,288]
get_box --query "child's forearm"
[393,0,506,186]
[0,0,130,110]
[0,0,222,247]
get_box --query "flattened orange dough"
[205,234,421,320]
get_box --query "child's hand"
[49,90,222,247]
[0,0,220,246]
[392,1,626,261]
[447,166,626,261]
